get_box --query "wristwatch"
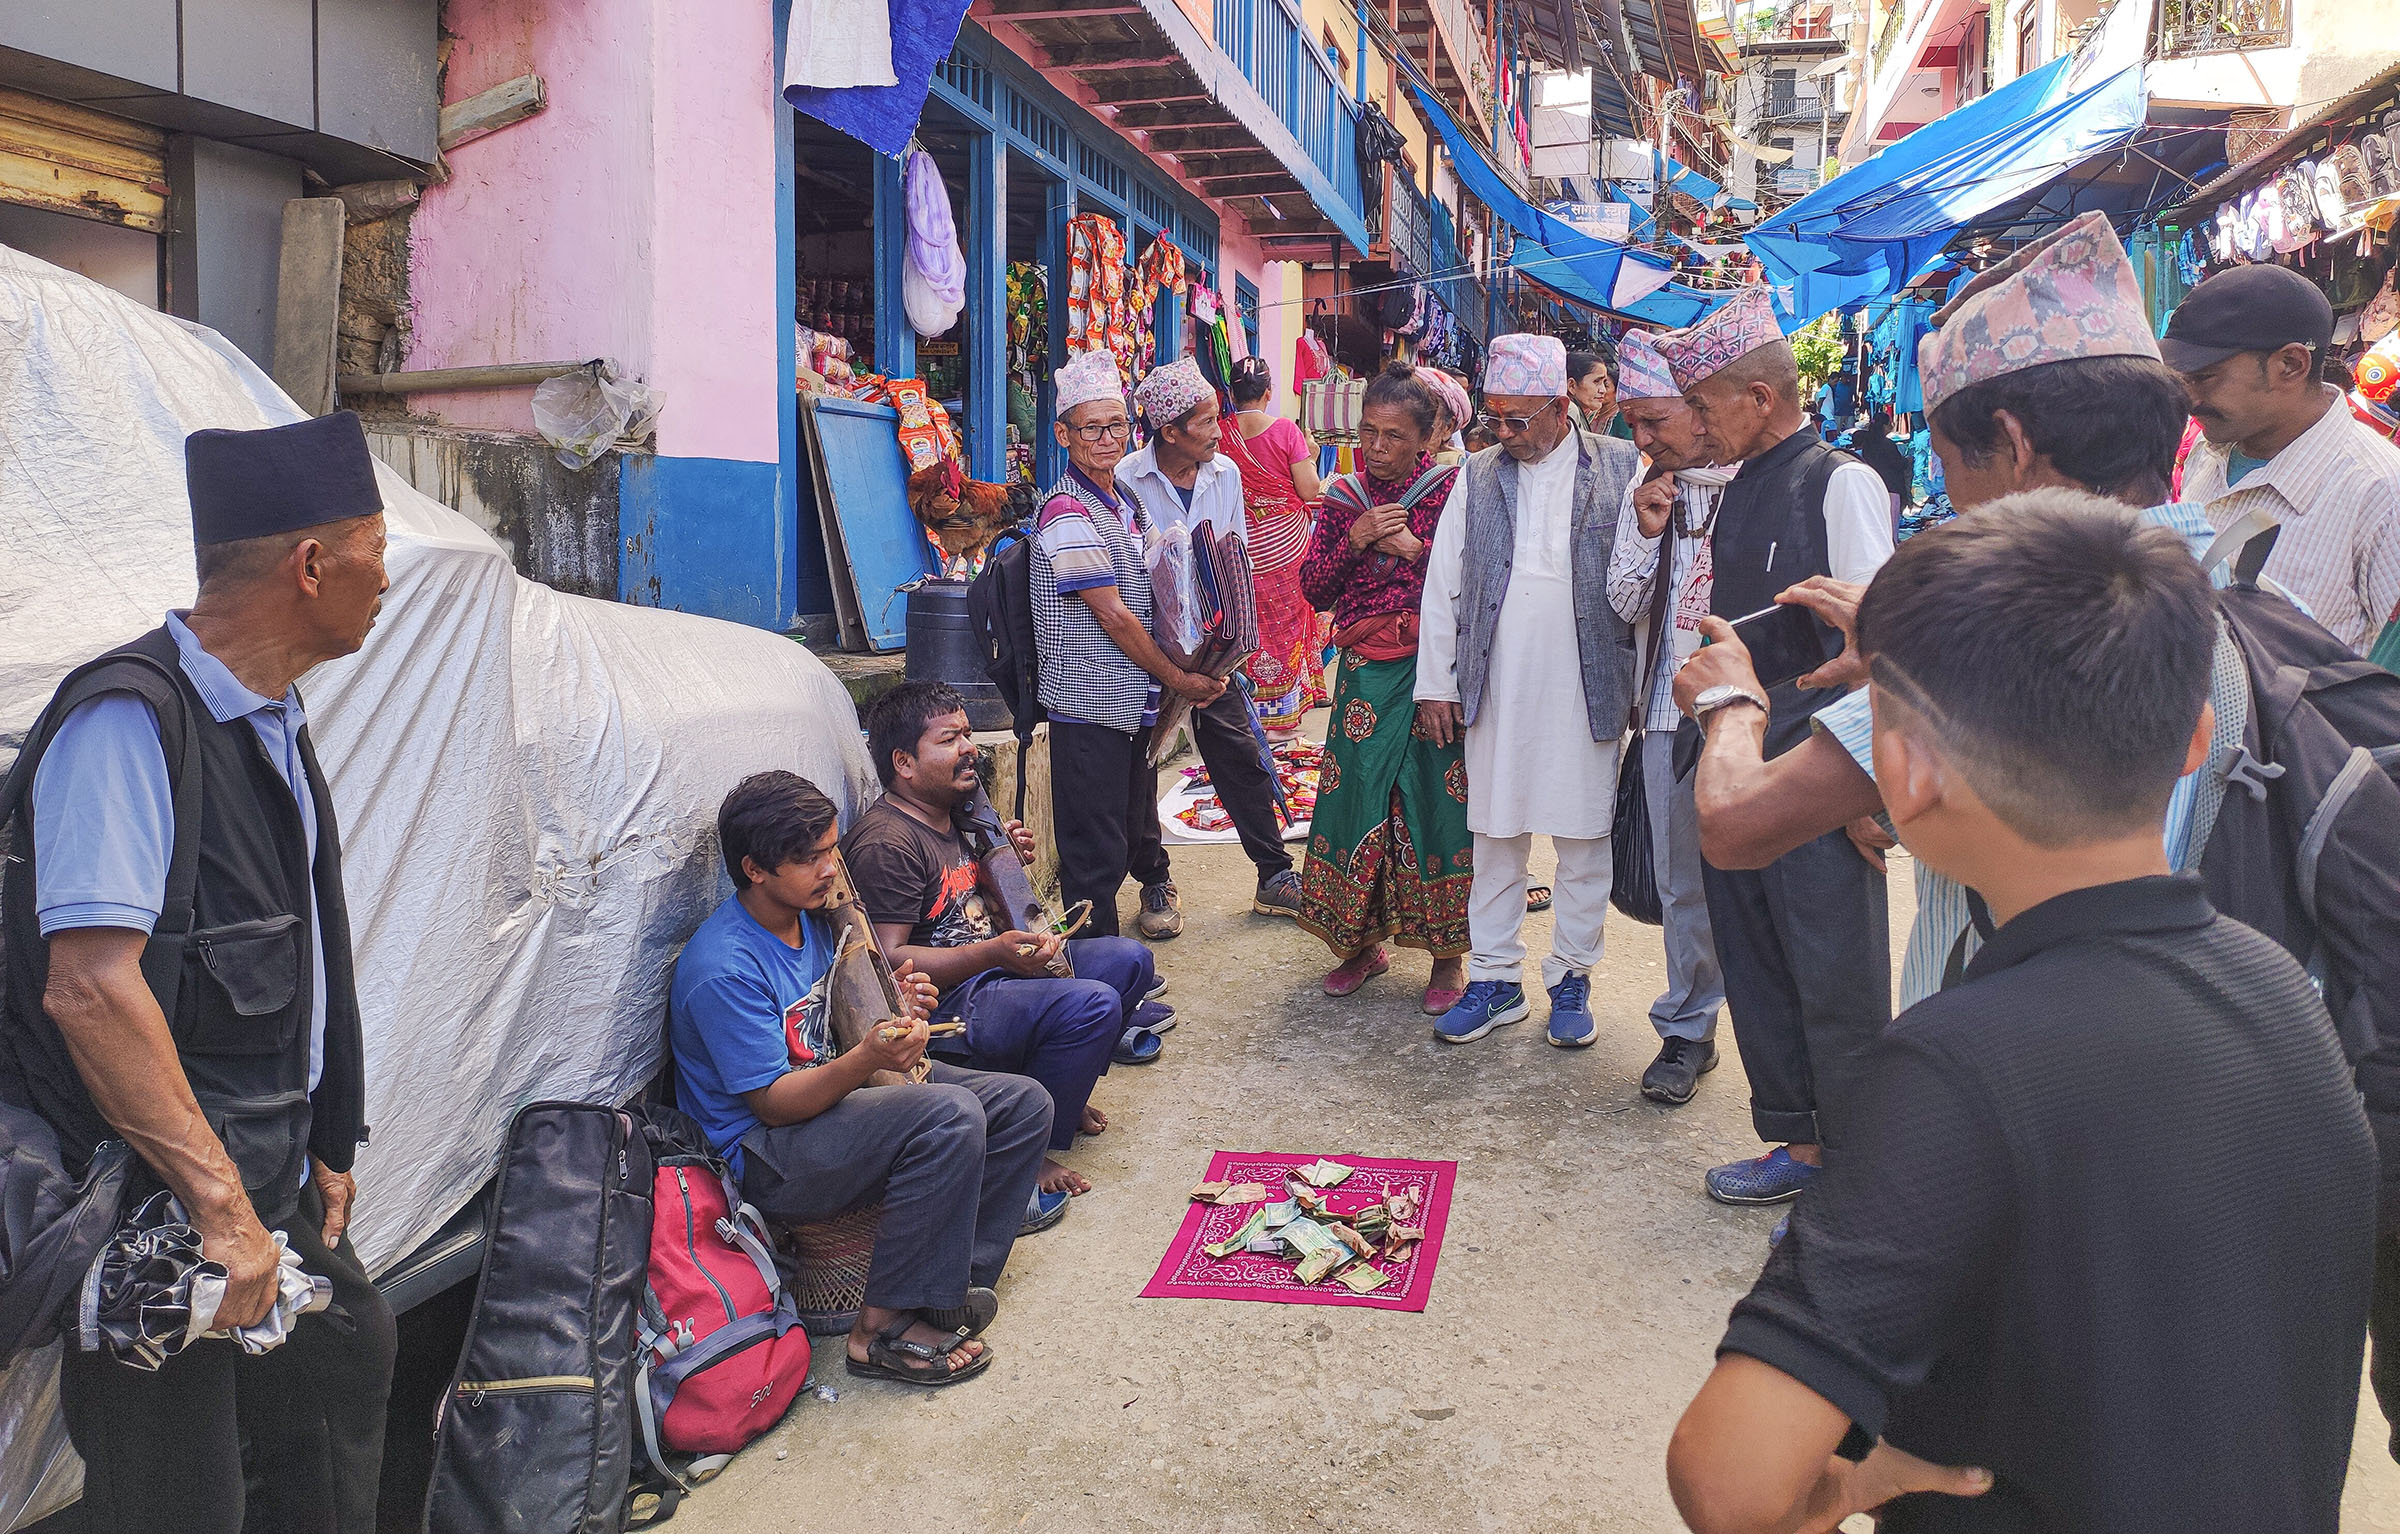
[1691,684,1768,724]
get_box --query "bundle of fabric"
[1146,520,1259,763]
[901,149,965,336]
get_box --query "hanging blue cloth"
[784,0,974,157]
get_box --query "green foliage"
[1790,313,1845,395]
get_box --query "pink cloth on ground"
[1140,1150,1456,1311]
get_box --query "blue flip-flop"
[1019,1188,1070,1236]
[1114,1025,1164,1065]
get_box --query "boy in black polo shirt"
[1667,491,2379,1533]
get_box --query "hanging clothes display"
[1129,233,1190,377]
[1005,261,1048,482]
[1064,213,1133,385]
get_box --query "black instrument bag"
[424,1102,656,1533]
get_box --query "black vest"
[0,628,365,1226]
[1710,427,1859,757]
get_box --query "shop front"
[786,20,1249,645]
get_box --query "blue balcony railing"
[1213,0,1363,221]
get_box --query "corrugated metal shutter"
[0,88,169,234]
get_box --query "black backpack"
[2194,526,2400,1227]
[966,527,1043,817]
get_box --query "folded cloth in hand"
[79,1191,333,1370]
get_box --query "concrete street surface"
[686,818,2400,1531]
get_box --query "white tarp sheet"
[0,244,875,1276]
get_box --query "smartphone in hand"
[1721,603,1827,690]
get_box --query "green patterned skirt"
[1297,649,1473,958]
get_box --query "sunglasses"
[1475,399,1563,434]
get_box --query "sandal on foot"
[918,1286,999,1338]
[844,1320,993,1387]
[1525,885,1552,913]
[1421,983,1468,1016]
[1323,946,1390,996]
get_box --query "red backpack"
[635,1112,812,1489]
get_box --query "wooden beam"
[1146,127,1254,152]
[1085,77,1206,105]
[270,198,345,417]
[1050,42,1180,69]
[337,360,609,396]
[438,73,546,152]
[1177,151,1282,177]
[986,0,1140,18]
[1193,172,1298,195]
[1107,99,1234,128]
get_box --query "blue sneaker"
[1132,998,1177,1035]
[1545,972,1595,1048]
[1705,1146,1820,1206]
[1433,980,1529,1044]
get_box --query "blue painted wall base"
[620,453,821,631]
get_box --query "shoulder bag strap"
[1940,887,1999,992]
[16,655,205,1020]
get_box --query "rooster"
[908,459,1037,577]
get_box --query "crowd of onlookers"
[13,205,2400,1530]
[657,212,2400,1525]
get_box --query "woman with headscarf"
[1415,365,1474,467]
[1295,364,1471,1014]
[1218,355,1328,737]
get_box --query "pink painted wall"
[406,0,781,463]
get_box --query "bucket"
[904,579,1010,730]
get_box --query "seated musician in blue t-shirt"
[667,770,1051,1387]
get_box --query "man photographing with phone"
[1653,290,1895,1226]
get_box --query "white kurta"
[1418,434,1620,839]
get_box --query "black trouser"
[1048,718,1169,939]
[59,1179,398,1534]
[2374,1224,2399,1463]
[1187,686,1292,882]
[1703,826,1891,1150]
[737,1062,1051,1312]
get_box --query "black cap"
[184,411,385,547]
[2158,263,2333,372]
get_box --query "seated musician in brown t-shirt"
[842,682,1175,1211]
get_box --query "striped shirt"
[1813,500,2238,1005]
[1031,467,1159,734]
[1606,467,1736,732]
[2182,388,2400,652]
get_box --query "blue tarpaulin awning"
[1407,79,1726,329]
[1747,58,2146,324]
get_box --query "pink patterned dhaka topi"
[1140,1151,1456,1311]
[1917,209,2160,414]
[1655,285,1782,393]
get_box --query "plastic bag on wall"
[903,149,966,337]
[530,366,664,471]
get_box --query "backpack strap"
[2296,746,2379,926]
[2200,510,2280,586]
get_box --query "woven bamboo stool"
[775,1203,882,1335]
